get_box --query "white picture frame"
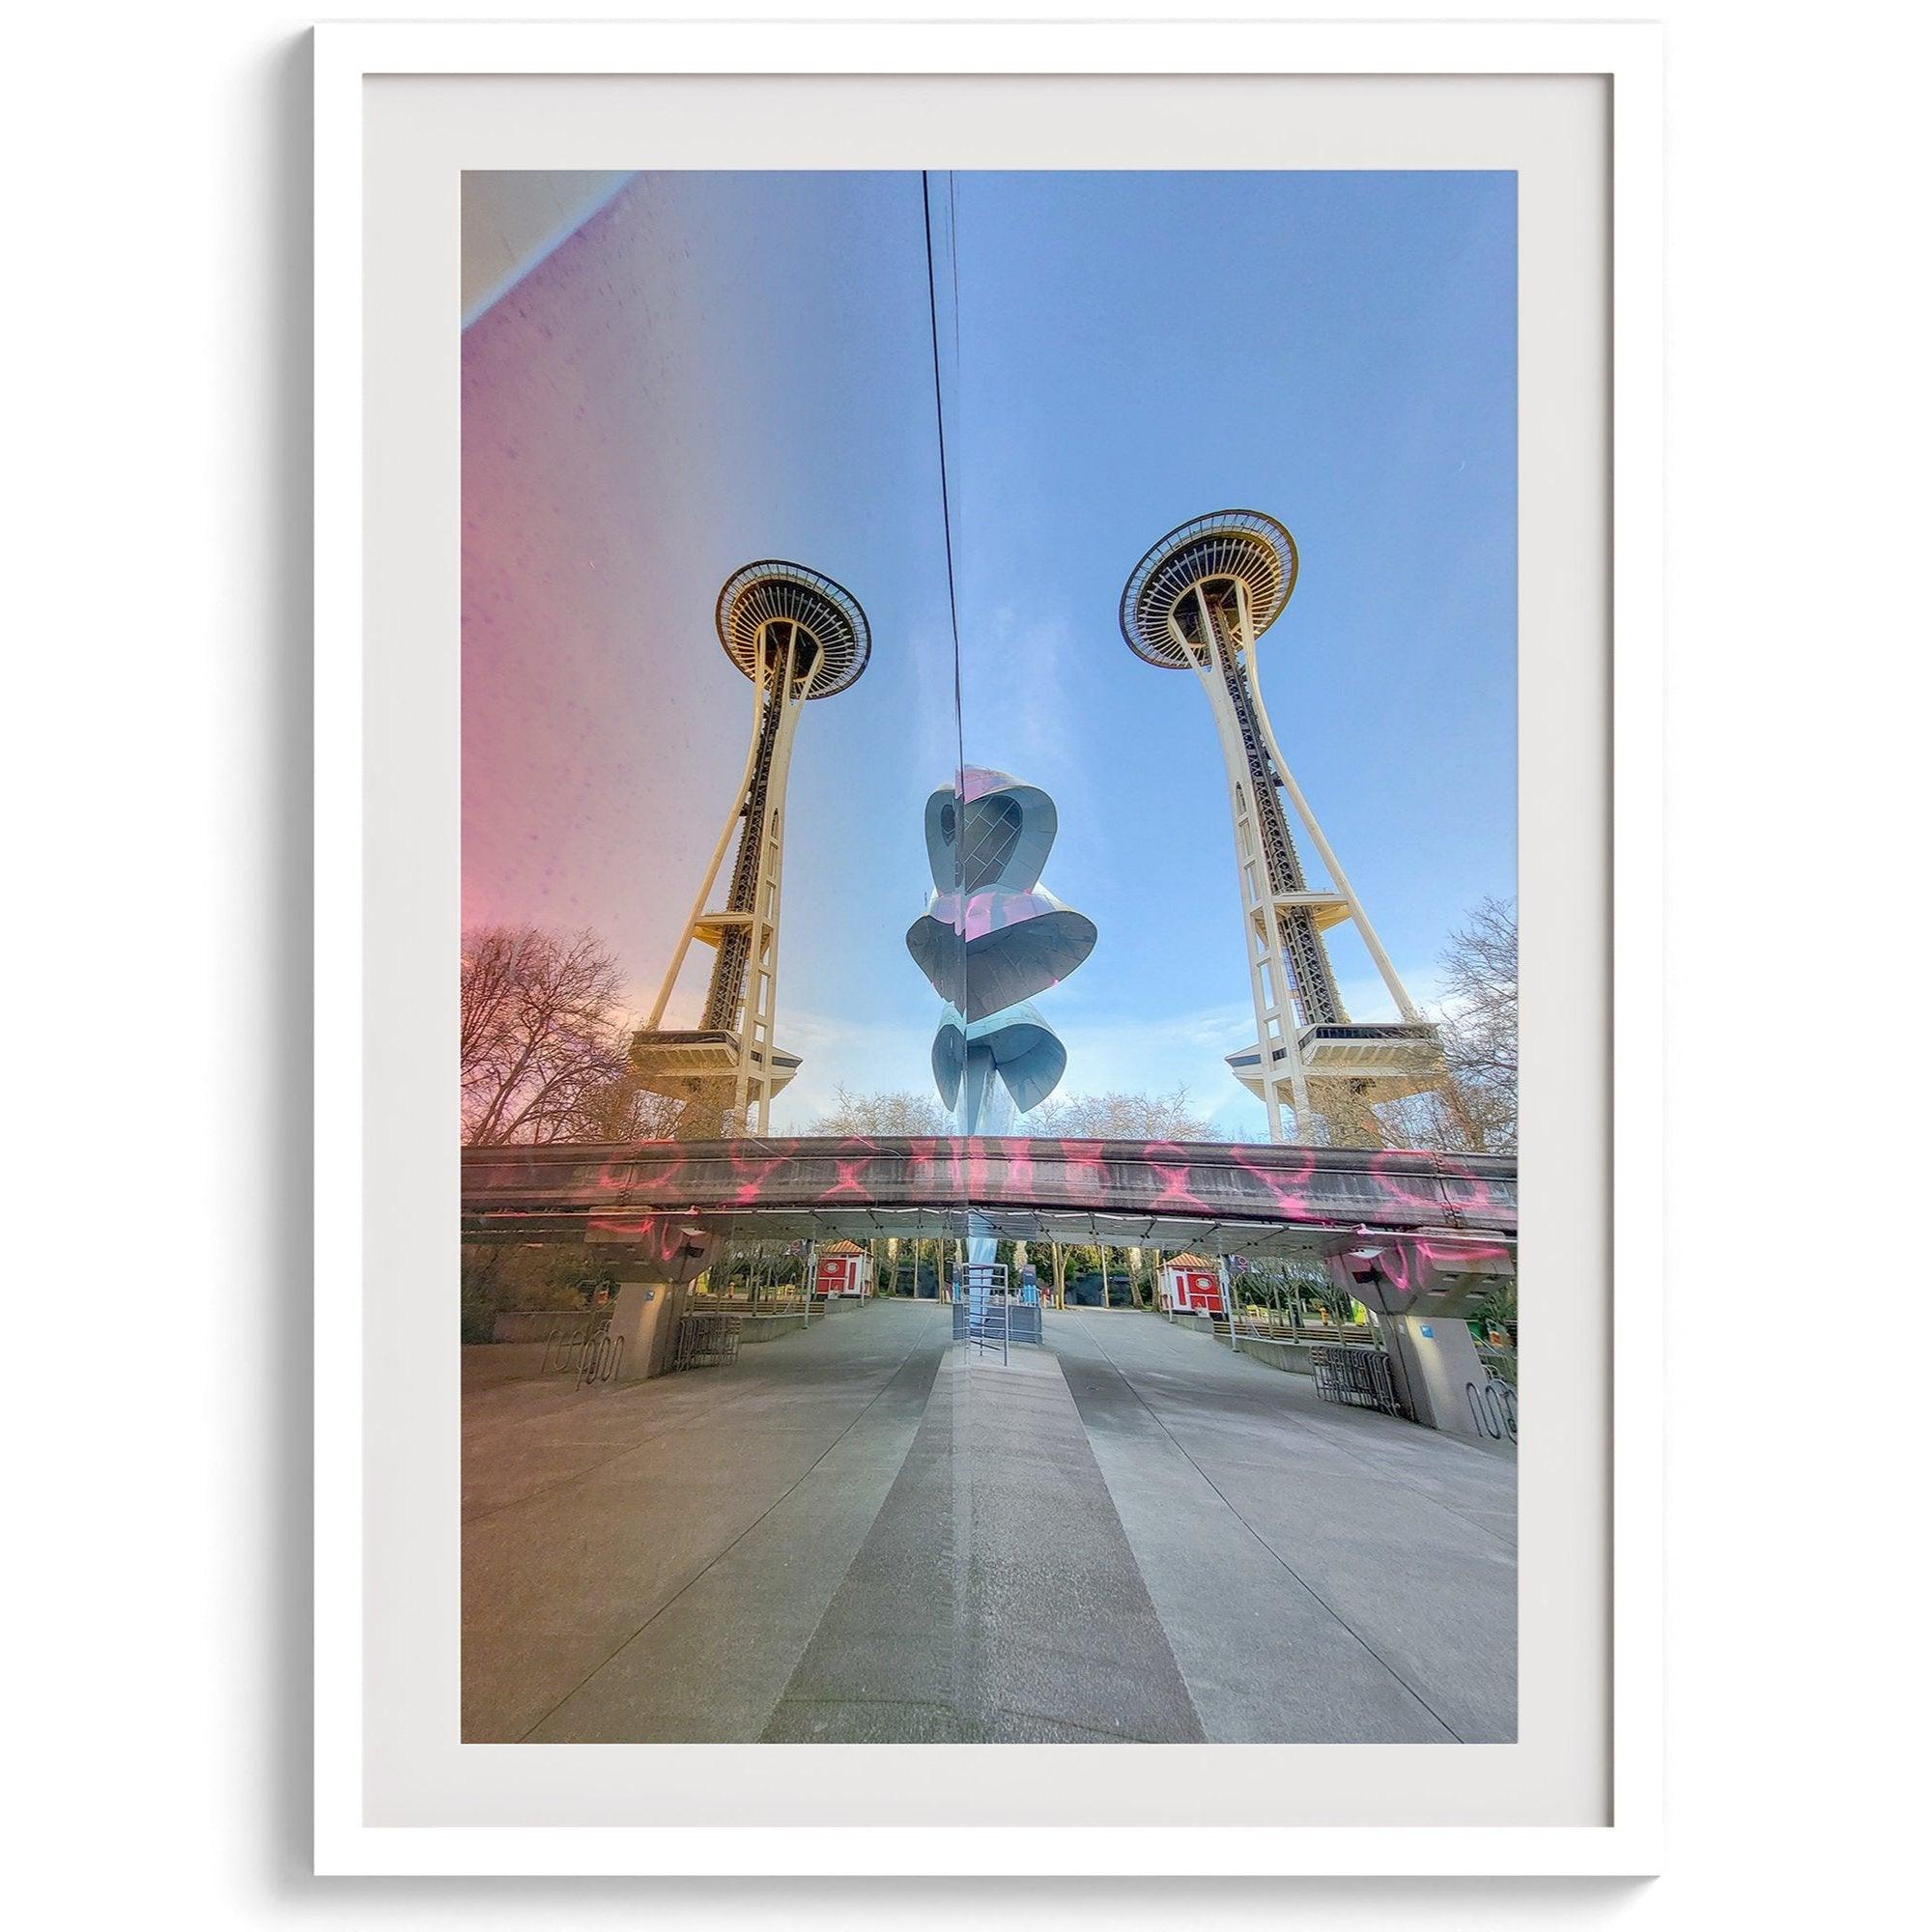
[315,12,1662,1878]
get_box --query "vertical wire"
[921,169,967,789]
[923,174,977,1673]
[921,168,970,1019]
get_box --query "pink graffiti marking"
[1142,1141,1213,1216]
[726,1141,790,1206]
[904,1135,966,1207]
[1368,1150,1499,1221]
[1350,1233,1516,1297]
[1055,1139,1108,1197]
[1228,1142,1321,1221]
[988,1135,1037,1203]
[816,1135,882,1205]
[592,1148,688,1202]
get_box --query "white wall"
[8,1,1923,1924]
[461,169,636,324]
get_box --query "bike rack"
[1464,1376,1519,1444]
[576,1330,624,1388]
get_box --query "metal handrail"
[1309,1343,1404,1416]
[671,1309,744,1373]
[957,1263,1011,1365]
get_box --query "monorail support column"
[607,1277,691,1381]
[1379,1308,1489,1439]
[1327,1243,1500,1443]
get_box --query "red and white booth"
[1158,1253,1226,1315]
[812,1240,871,1298]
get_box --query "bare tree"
[1023,1084,1214,1141]
[460,924,635,1146]
[810,1086,951,1136]
[1433,895,1518,1154]
[807,1084,1222,1142]
[1312,1080,1394,1151]
[564,1073,693,1143]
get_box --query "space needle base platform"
[1228,1020,1448,1109]
[627,1030,802,1104]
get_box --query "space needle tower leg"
[1244,668,1422,1023]
[733,639,823,1133]
[1120,512,1452,1148]
[631,562,871,1140]
[1189,580,1320,1141]
[645,652,771,1034]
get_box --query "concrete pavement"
[763,1342,1203,1743]
[1051,1310,1516,1743]
[463,1299,1516,1743]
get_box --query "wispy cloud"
[633,965,1452,1144]
[1044,959,1447,1135]
[959,603,1083,786]
[905,615,963,786]
[1339,963,1448,1020]
[769,1007,943,1131]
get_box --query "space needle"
[1120,510,1450,1145]
[632,560,870,1136]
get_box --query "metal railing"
[671,1311,743,1373]
[1475,1341,1518,1390]
[955,1262,1010,1365]
[690,1292,809,1318]
[1220,1306,1379,1347]
[1309,1344,1404,1416]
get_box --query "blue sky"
[464,169,1517,1137]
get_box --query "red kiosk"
[1157,1252,1226,1316]
[812,1238,871,1299]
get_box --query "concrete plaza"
[463,1299,1516,1744]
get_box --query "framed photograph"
[316,14,1661,1877]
